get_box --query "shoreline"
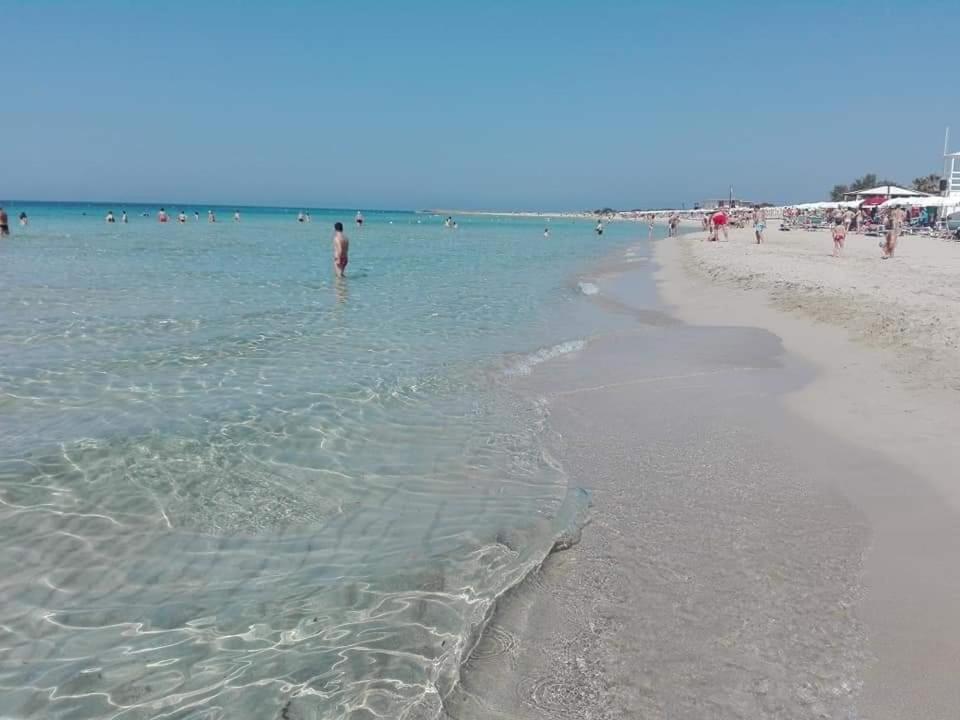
[654,227,960,717]
[452,224,960,719]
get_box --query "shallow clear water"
[0,203,648,718]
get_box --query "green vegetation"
[911,173,942,195]
[829,173,942,200]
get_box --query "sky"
[3,0,959,210]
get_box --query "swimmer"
[234,210,240,222]
[194,211,200,221]
[298,211,305,223]
[0,207,9,236]
[106,210,115,223]
[121,211,128,223]
[355,210,364,226]
[544,227,550,238]
[595,220,604,235]
[333,221,349,278]
[19,211,28,226]
[158,208,168,223]
[178,211,187,223]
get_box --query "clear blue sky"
[3,0,959,210]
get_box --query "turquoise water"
[0,203,649,718]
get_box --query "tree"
[850,174,878,192]
[912,174,942,194]
[830,184,850,201]
[829,173,902,200]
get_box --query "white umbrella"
[918,196,959,208]
[878,198,915,208]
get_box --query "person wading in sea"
[333,221,349,278]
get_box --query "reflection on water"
[335,276,349,306]
[0,206,647,718]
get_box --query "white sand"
[656,227,960,719]
[682,225,960,392]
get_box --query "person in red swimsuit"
[711,209,728,241]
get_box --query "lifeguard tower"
[942,128,960,198]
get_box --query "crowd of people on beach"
[781,205,913,259]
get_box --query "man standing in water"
[333,221,349,278]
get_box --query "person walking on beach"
[753,207,766,244]
[333,221,349,278]
[832,217,847,257]
[158,208,168,223]
[0,207,10,237]
[881,209,900,259]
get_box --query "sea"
[0,202,656,719]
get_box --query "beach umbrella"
[918,196,958,208]
[878,198,911,208]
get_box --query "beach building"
[696,198,758,210]
[843,184,929,207]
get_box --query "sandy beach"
[656,226,960,718]
[449,224,960,719]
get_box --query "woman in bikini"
[832,217,846,257]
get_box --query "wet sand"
[447,228,960,719]
[656,229,960,718]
